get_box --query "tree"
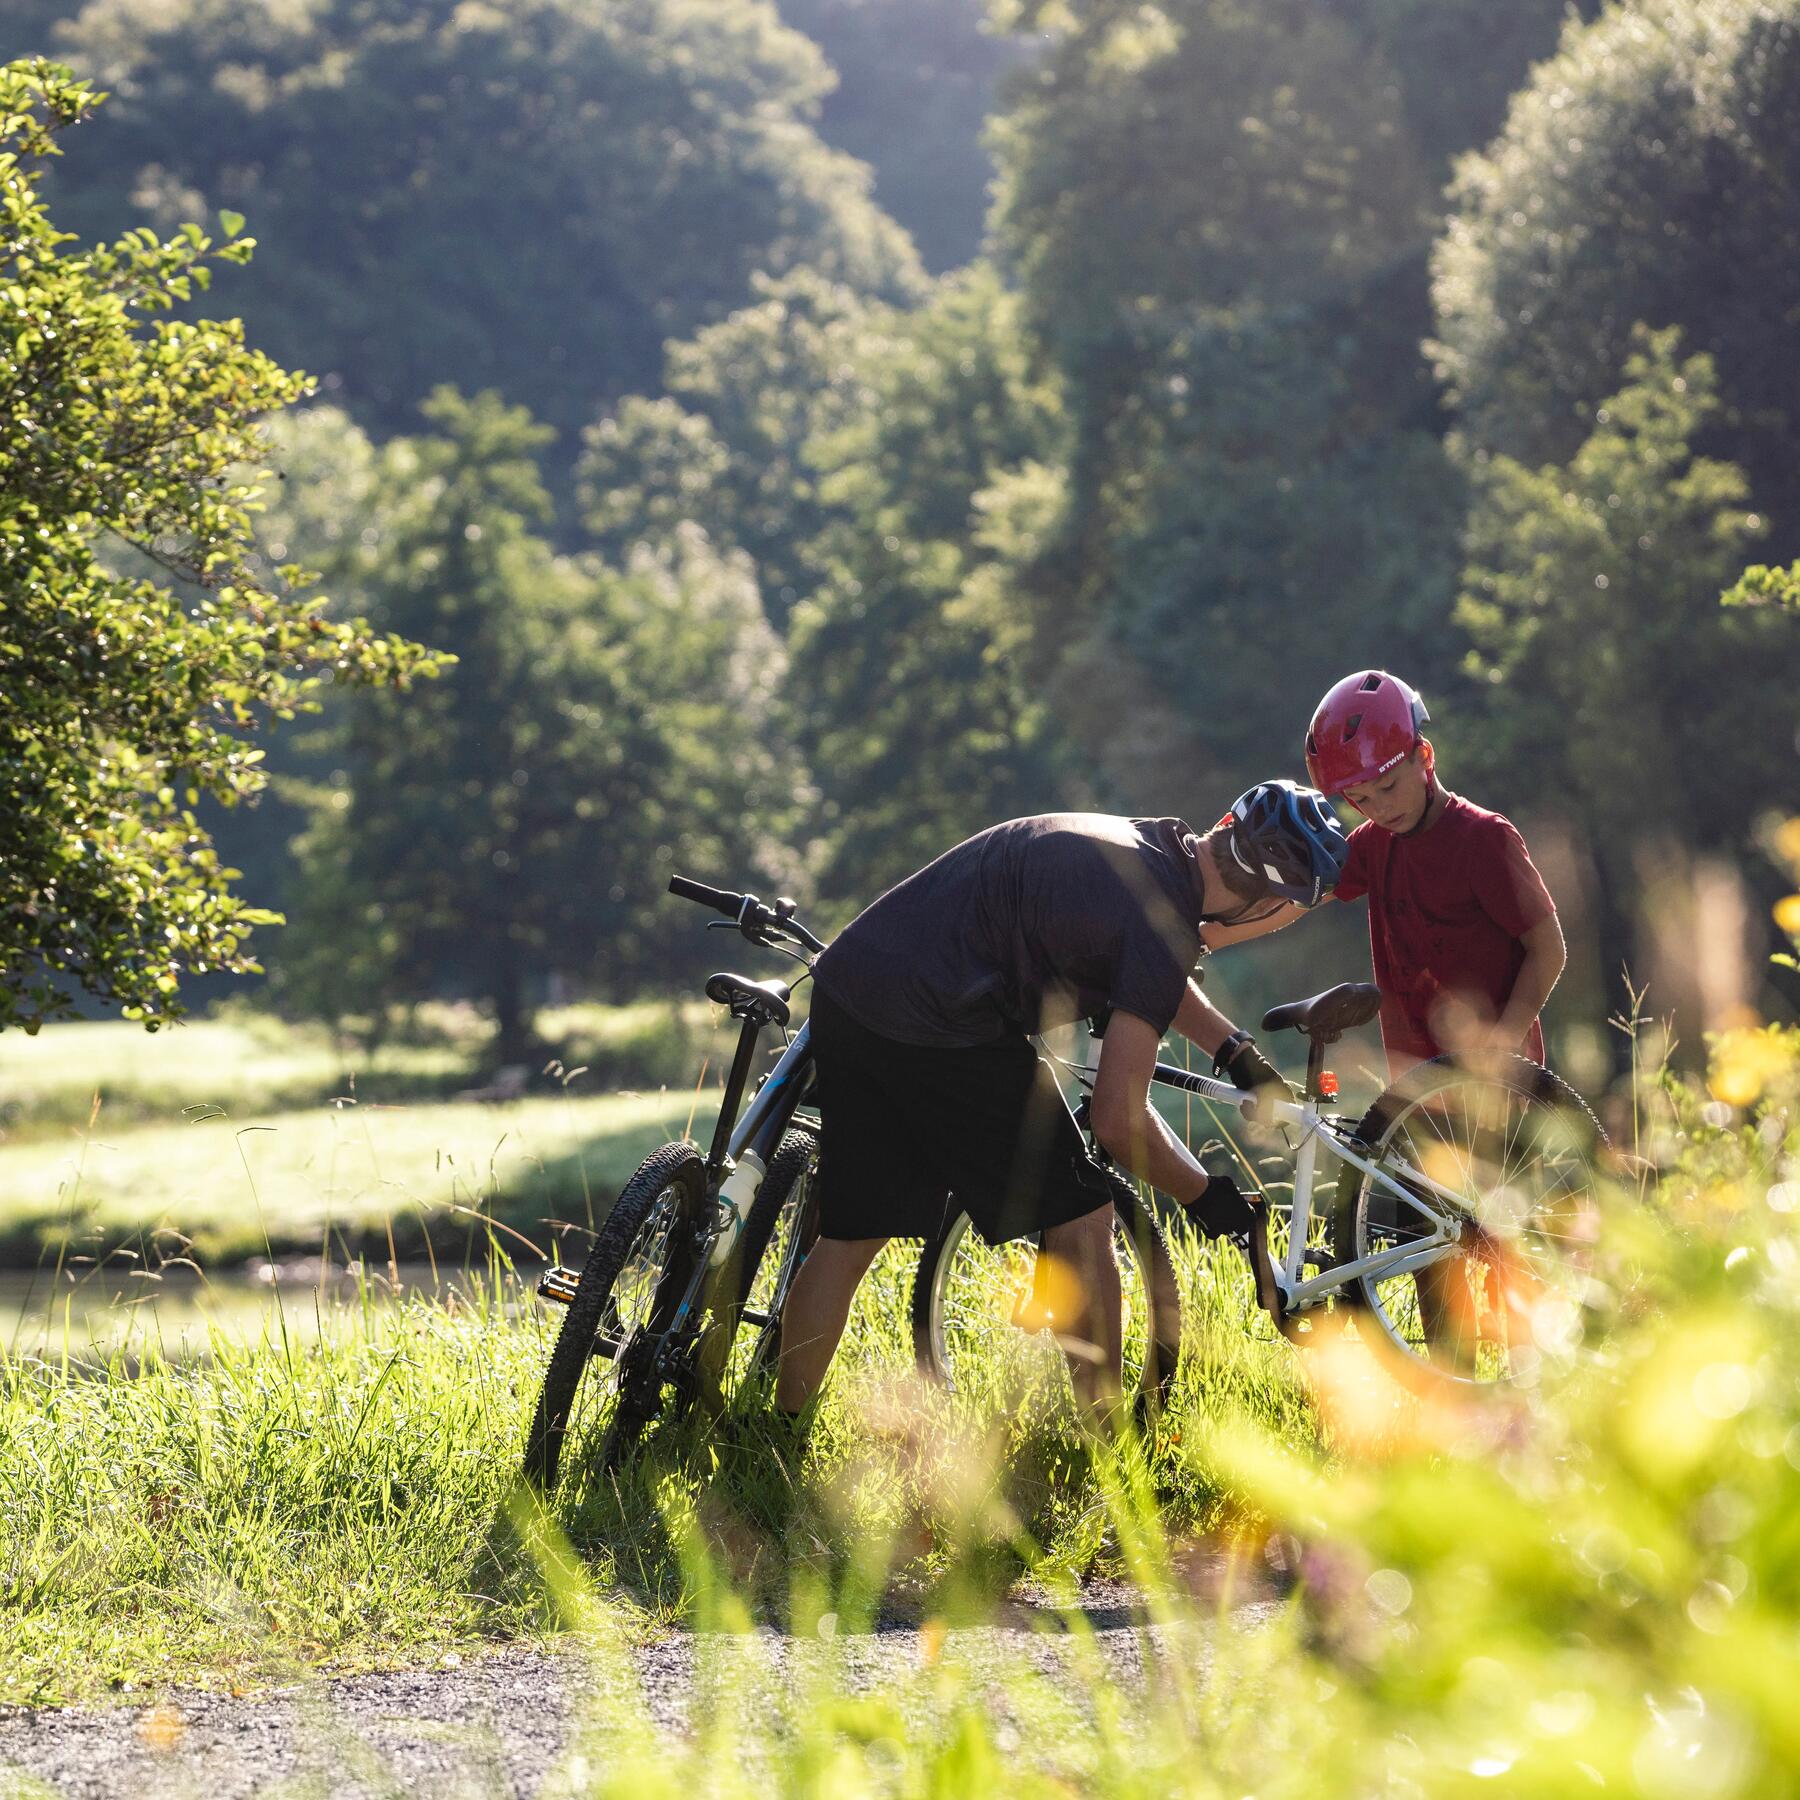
[576,270,874,625]
[1432,0,1800,535]
[274,391,800,1058]
[1456,327,1800,995]
[24,0,923,449]
[986,0,1461,793]
[1321,0,1600,170]
[785,267,1073,906]
[775,0,1025,271]
[0,59,441,1032]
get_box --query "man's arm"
[1171,977,1236,1057]
[1089,1008,1250,1228]
[1490,911,1566,1049]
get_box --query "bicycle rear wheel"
[522,1141,706,1491]
[1329,1055,1605,1390]
[725,1122,821,1392]
[910,1178,1183,1414]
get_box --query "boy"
[1303,669,1566,1074]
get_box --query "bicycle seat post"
[1304,1030,1333,1102]
[706,1012,765,1177]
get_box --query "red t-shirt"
[1333,792,1555,1074]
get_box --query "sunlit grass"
[0,1015,467,1141]
[0,1087,705,1271]
[0,1001,729,1146]
[1,1027,1795,1795]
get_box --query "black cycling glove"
[1214,1030,1290,1124]
[1184,1170,1257,1237]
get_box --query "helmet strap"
[1396,751,1440,840]
[1202,896,1285,927]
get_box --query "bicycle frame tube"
[631,1023,817,1362]
[728,1019,814,1166]
[1276,1107,1464,1309]
[1079,1059,1468,1313]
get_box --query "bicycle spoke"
[929,1218,1153,1408]
[563,1189,678,1459]
[1352,1069,1600,1386]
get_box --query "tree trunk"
[490,940,534,1071]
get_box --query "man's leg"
[775,1235,890,1412]
[1041,1203,1122,1411]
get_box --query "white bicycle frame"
[1073,1062,1472,1315]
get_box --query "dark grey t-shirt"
[814,814,1207,1047]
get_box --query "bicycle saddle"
[704,971,792,1026]
[1261,982,1381,1041]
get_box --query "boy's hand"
[1214,1030,1290,1122]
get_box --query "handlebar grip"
[668,874,742,918]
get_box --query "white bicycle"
[912,981,1607,1396]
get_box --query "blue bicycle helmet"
[1220,779,1349,907]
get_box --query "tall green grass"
[2,1025,1796,1796]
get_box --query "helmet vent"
[1358,673,1383,692]
[1304,729,1318,756]
[1342,712,1363,741]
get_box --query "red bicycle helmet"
[1304,671,1429,795]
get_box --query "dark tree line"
[8,0,1798,1054]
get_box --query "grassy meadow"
[0,1007,735,1276]
[1,1016,1797,1797]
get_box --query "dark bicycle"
[522,876,828,1489]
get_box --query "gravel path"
[0,1590,1279,1798]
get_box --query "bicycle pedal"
[1244,1213,1303,1343]
[537,1266,580,1306]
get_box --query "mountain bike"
[522,876,829,1491]
[914,982,1607,1396]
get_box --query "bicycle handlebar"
[667,874,741,917]
[667,874,827,955]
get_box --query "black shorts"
[808,987,1117,1245]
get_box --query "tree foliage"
[23,0,923,448]
[775,0,1021,271]
[986,0,1462,796]
[1432,0,1800,531]
[577,270,873,624]
[1457,327,1800,975]
[0,59,441,1031]
[787,267,1072,906]
[1321,0,1600,170]
[268,393,799,1054]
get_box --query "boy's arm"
[1468,817,1565,1052]
[1487,911,1567,1050]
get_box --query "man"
[774,782,1348,1417]
[1303,670,1566,1073]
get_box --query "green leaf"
[218,209,244,239]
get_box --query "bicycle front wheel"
[522,1140,706,1491]
[911,1180,1183,1414]
[1329,1055,1605,1390]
